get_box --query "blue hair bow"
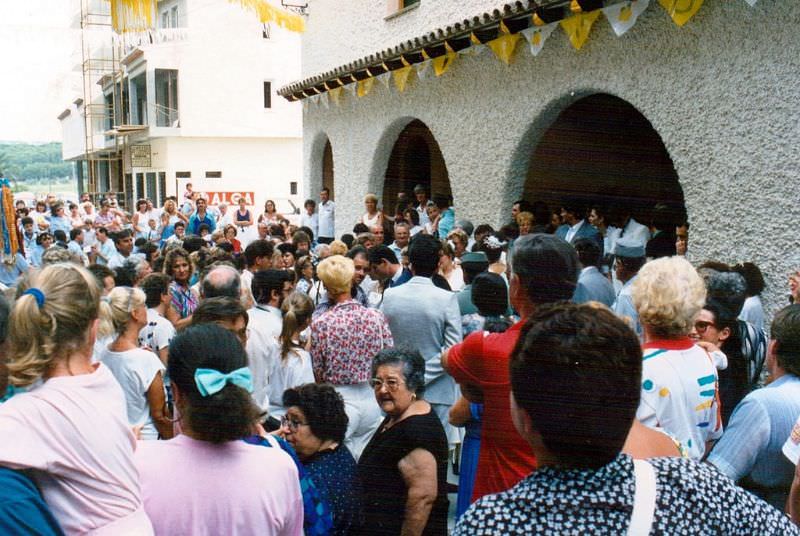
[194,367,253,397]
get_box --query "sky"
[0,0,82,143]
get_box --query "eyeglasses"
[280,415,308,431]
[694,320,717,333]
[370,378,405,391]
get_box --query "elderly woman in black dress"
[357,348,449,536]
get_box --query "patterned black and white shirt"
[454,454,799,535]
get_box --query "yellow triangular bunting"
[658,0,704,27]
[356,77,375,98]
[432,52,457,76]
[487,33,522,65]
[393,65,413,93]
[560,10,602,50]
[329,86,343,105]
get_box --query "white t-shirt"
[266,347,315,417]
[739,295,765,333]
[138,308,176,353]
[0,364,150,534]
[100,346,166,440]
[637,339,723,460]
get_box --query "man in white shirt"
[413,184,432,227]
[300,199,319,240]
[138,273,176,365]
[317,188,335,244]
[247,269,294,410]
[388,222,411,260]
[108,230,143,270]
[216,202,233,228]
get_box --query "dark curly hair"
[282,383,348,444]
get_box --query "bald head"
[202,265,241,299]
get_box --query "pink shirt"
[136,434,303,535]
[0,364,151,534]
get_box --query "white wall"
[125,136,303,210]
[301,0,507,77]
[137,0,302,139]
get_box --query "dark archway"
[383,119,452,212]
[322,139,334,200]
[524,93,685,228]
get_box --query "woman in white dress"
[360,193,383,229]
[258,199,283,227]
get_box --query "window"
[124,173,133,210]
[146,172,157,200]
[160,5,179,28]
[136,173,145,199]
[205,171,222,178]
[176,171,191,179]
[155,69,179,127]
[262,23,271,39]
[386,0,420,16]
[263,81,272,109]
[157,172,167,206]
[290,181,298,195]
[130,73,147,125]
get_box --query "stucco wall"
[302,0,512,77]
[300,1,800,318]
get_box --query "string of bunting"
[294,0,759,105]
[0,179,19,262]
[106,0,304,34]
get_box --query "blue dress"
[305,445,362,535]
[456,403,482,519]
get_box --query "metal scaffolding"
[78,0,125,204]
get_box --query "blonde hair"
[8,263,101,387]
[103,286,146,335]
[632,256,706,338]
[317,255,354,296]
[516,211,534,226]
[329,240,348,256]
[364,193,378,205]
[280,292,314,361]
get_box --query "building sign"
[130,145,151,167]
[202,191,255,206]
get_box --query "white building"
[281,0,800,316]
[59,0,303,216]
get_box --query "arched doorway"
[383,119,452,214]
[322,138,334,200]
[524,93,685,230]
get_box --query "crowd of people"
[0,184,799,535]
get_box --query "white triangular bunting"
[520,23,558,57]
[603,0,650,37]
[320,92,330,110]
[414,60,432,80]
[377,71,391,89]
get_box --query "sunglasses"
[694,320,717,333]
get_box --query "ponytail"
[8,264,100,387]
[279,292,314,362]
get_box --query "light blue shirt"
[0,254,29,287]
[612,276,641,339]
[96,239,117,266]
[708,374,800,508]
[300,212,318,239]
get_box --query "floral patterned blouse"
[310,300,393,385]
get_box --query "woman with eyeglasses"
[99,286,172,440]
[135,323,303,535]
[280,383,361,535]
[690,298,747,426]
[357,348,449,536]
